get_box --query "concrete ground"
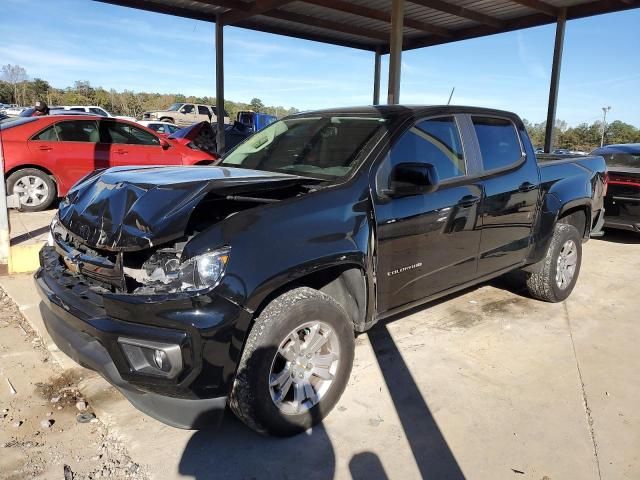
[0,230,638,480]
[9,208,55,247]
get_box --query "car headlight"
[143,247,230,293]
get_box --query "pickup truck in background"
[36,106,607,437]
[142,103,231,126]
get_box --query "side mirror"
[160,138,171,149]
[387,162,439,197]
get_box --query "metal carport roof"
[96,0,639,52]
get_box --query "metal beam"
[387,0,404,104]
[190,0,250,10]
[265,10,389,41]
[222,0,296,24]
[302,0,451,37]
[509,0,558,16]
[408,0,504,28]
[373,47,381,105]
[236,18,377,50]
[544,9,566,153]
[215,14,225,154]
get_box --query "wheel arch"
[252,264,368,333]
[6,164,59,186]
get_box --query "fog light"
[118,338,183,379]
[153,349,169,372]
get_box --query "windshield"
[167,103,184,112]
[220,115,386,180]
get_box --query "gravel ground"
[0,288,149,480]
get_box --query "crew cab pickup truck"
[36,106,607,436]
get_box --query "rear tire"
[525,223,582,302]
[229,287,354,436]
[6,168,56,212]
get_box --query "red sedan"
[1,115,218,211]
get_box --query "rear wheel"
[525,223,582,302]
[229,287,354,436]
[6,168,56,212]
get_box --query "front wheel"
[229,287,355,436]
[525,223,582,302]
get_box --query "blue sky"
[1,0,638,126]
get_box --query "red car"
[1,115,218,211]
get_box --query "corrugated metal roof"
[96,0,639,52]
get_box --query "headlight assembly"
[141,247,230,293]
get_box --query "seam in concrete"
[564,301,602,480]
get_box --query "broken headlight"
[142,247,230,292]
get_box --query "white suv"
[59,106,136,122]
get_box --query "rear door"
[99,120,182,166]
[28,119,107,191]
[197,105,212,123]
[374,115,483,313]
[471,116,540,275]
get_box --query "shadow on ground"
[179,321,465,479]
[596,228,640,245]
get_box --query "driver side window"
[377,116,465,195]
[181,104,194,114]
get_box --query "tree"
[1,64,28,103]
[249,97,264,111]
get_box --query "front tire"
[159,117,174,124]
[229,287,355,436]
[525,223,582,302]
[6,168,56,212]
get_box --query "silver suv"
[142,103,230,126]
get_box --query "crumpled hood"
[58,165,302,251]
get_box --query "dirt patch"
[0,287,149,480]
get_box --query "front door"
[374,116,483,313]
[177,104,197,126]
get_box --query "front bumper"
[35,246,252,429]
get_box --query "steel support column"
[387,0,404,104]
[373,47,381,105]
[0,134,9,274]
[215,15,225,154]
[544,8,566,153]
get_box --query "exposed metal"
[544,8,566,153]
[387,0,404,104]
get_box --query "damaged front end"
[52,164,314,296]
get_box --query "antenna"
[447,87,455,105]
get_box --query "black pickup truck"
[36,106,606,436]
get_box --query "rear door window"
[472,117,523,171]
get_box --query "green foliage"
[1,64,298,120]
[524,118,640,152]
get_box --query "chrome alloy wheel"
[269,321,340,415]
[12,175,49,207]
[556,239,578,290]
